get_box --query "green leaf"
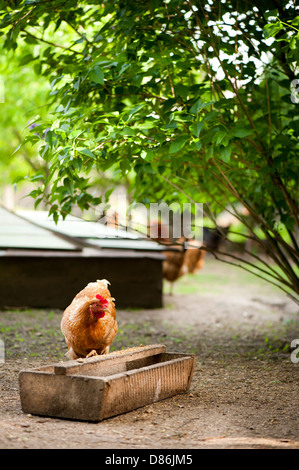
[190,99,214,114]
[69,130,84,139]
[63,177,73,196]
[77,148,96,158]
[140,149,155,160]
[45,130,54,148]
[30,174,45,182]
[263,21,283,39]
[24,34,38,45]
[89,66,104,85]
[205,145,214,161]
[121,127,136,136]
[169,135,189,153]
[189,121,203,138]
[34,197,43,209]
[232,127,254,138]
[53,212,59,225]
[192,140,202,151]
[104,188,114,202]
[19,53,35,65]
[28,189,40,198]
[163,121,178,130]
[12,143,23,155]
[213,129,228,145]
[117,63,131,78]
[12,175,24,184]
[72,158,82,171]
[138,121,156,129]
[143,163,156,174]
[175,84,189,99]
[220,143,233,163]
[124,104,145,120]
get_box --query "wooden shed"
[0,207,164,309]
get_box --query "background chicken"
[162,241,186,295]
[181,243,207,275]
[149,220,206,293]
[61,279,117,359]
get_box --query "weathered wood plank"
[19,372,105,421]
[98,356,195,420]
[54,344,167,376]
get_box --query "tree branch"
[21,29,85,55]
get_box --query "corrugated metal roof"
[17,210,139,239]
[17,210,163,252]
[0,207,79,251]
[86,238,164,251]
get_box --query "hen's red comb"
[96,294,109,306]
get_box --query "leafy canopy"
[0,0,298,301]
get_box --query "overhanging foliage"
[0,0,298,301]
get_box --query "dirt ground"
[0,257,299,449]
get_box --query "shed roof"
[17,210,164,252]
[17,210,138,239]
[0,207,79,251]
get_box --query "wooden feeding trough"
[19,345,196,422]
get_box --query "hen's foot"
[86,349,98,358]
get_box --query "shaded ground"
[0,257,299,449]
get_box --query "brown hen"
[181,242,206,275]
[61,279,117,359]
[162,239,186,295]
